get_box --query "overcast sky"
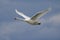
[0,0,60,40]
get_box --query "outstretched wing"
[31,8,51,20]
[15,9,30,19]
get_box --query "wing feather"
[31,8,51,20]
[15,9,30,19]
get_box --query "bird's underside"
[15,8,51,25]
[25,19,41,25]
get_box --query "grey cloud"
[46,14,60,28]
[0,19,60,40]
[0,21,28,40]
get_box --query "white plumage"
[15,8,51,25]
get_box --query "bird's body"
[15,8,51,25]
[25,19,40,25]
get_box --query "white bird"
[14,8,51,25]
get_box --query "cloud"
[0,13,60,40]
[0,21,28,40]
[49,14,60,23]
[47,14,60,28]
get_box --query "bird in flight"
[14,8,51,25]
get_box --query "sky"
[0,0,60,40]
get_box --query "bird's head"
[37,23,41,25]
